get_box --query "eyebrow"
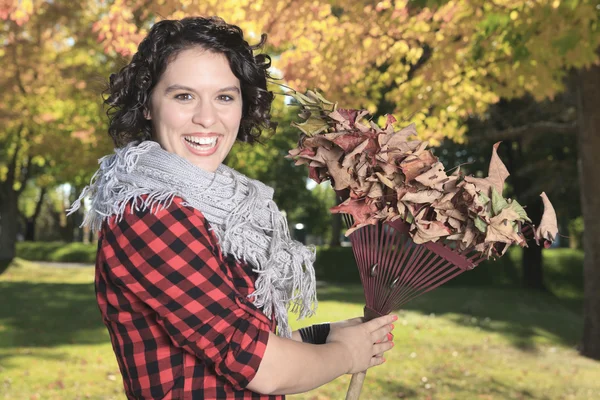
[164,84,241,95]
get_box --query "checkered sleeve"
[101,197,272,391]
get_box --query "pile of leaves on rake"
[286,90,558,258]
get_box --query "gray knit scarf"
[67,140,317,338]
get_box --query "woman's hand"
[249,315,397,394]
[330,316,395,345]
[326,314,397,374]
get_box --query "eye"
[174,93,193,101]
[217,94,235,102]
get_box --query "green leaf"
[289,89,337,113]
[306,90,336,112]
[480,13,511,35]
[474,216,487,233]
[31,155,46,167]
[289,91,314,106]
[507,199,532,223]
[291,117,330,137]
[552,29,580,56]
[478,191,490,205]
[491,187,509,216]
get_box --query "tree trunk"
[508,138,546,290]
[24,186,47,241]
[0,185,18,274]
[521,191,546,290]
[522,245,545,290]
[576,53,600,360]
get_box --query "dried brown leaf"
[486,210,523,245]
[375,172,395,189]
[414,162,449,191]
[367,182,384,198]
[400,150,438,182]
[303,135,334,148]
[401,190,443,204]
[487,142,510,195]
[289,92,555,257]
[462,221,478,248]
[464,142,510,196]
[463,176,494,197]
[412,219,452,244]
[328,134,365,152]
[342,140,370,169]
[535,192,558,248]
[447,217,462,230]
[327,161,352,190]
[378,123,418,149]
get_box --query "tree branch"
[16,155,32,196]
[11,30,28,96]
[32,186,47,222]
[5,124,25,189]
[473,121,577,143]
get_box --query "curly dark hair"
[104,16,276,147]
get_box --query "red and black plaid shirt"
[95,195,284,399]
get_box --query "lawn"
[1,254,599,400]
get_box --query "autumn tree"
[0,0,114,272]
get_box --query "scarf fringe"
[67,141,317,338]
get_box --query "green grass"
[1,253,598,400]
[16,241,97,264]
[16,241,585,300]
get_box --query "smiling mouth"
[183,136,218,150]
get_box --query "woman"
[69,16,396,399]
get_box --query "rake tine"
[391,254,447,307]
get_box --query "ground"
[0,256,598,399]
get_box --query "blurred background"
[1,0,599,398]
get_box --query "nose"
[191,100,217,128]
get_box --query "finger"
[374,331,393,344]
[371,323,394,342]
[366,314,398,331]
[369,356,386,368]
[373,341,394,356]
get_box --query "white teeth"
[184,136,218,149]
[185,136,217,145]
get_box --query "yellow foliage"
[2,0,597,193]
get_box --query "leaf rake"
[340,213,488,400]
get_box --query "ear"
[144,108,151,120]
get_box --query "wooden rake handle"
[345,372,367,400]
[345,306,384,400]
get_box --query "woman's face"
[147,48,243,172]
